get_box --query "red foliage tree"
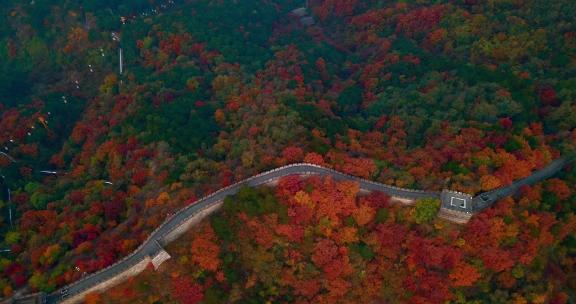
[449,262,481,287]
[499,117,513,129]
[545,178,571,200]
[539,86,560,106]
[171,276,204,304]
[396,5,447,37]
[304,152,325,166]
[282,146,304,163]
[480,248,515,272]
[311,239,339,268]
[404,272,452,303]
[131,169,148,187]
[68,190,86,204]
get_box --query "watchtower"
[437,190,474,224]
[440,190,473,212]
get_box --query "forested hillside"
[96,176,575,303]
[0,0,575,301]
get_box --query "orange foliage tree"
[190,225,221,272]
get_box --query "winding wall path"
[471,158,569,211]
[13,158,569,303]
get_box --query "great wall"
[6,157,571,304]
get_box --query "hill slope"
[0,0,575,300]
[95,176,575,303]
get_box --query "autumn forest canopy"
[0,0,575,302]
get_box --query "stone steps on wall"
[437,207,473,224]
[151,249,171,270]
